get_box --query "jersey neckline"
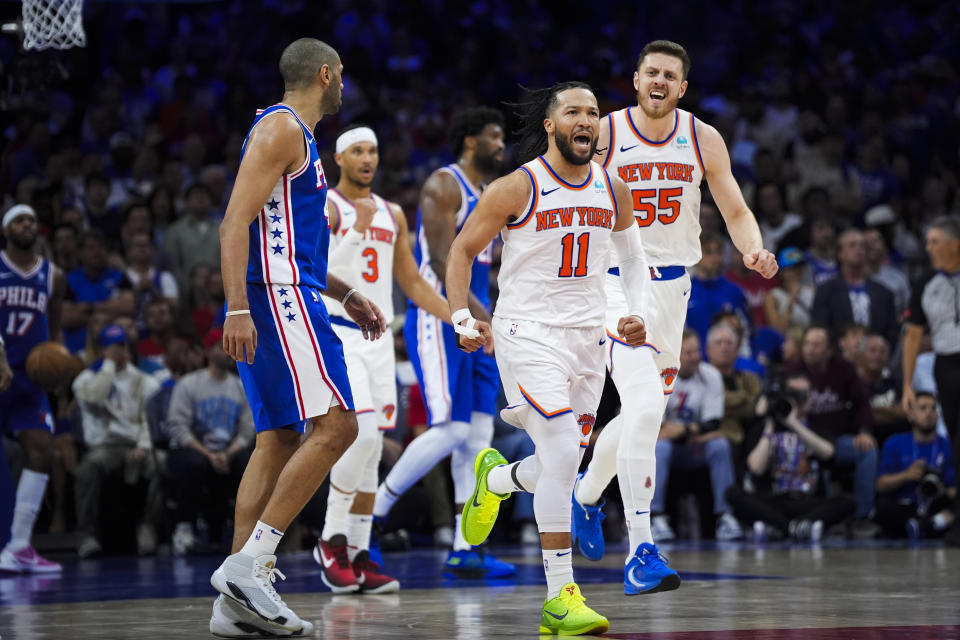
[625,107,679,147]
[536,156,593,190]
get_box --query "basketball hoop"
[21,0,86,51]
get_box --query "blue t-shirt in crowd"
[688,275,751,344]
[878,432,955,505]
[64,267,131,353]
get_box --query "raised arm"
[697,119,777,279]
[392,204,451,323]
[220,113,305,363]
[446,170,528,351]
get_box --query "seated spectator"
[726,370,855,541]
[188,265,225,339]
[72,325,160,557]
[838,323,867,364]
[165,329,253,555]
[863,228,910,317]
[876,392,955,539]
[164,183,220,292]
[125,231,179,332]
[763,247,814,333]
[792,325,879,532]
[688,232,751,346]
[811,228,898,348]
[705,322,761,448]
[651,330,744,542]
[857,334,909,444]
[756,181,802,253]
[52,223,80,272]
[136,299,177,373]
[81,173,123,242]
[61,230,135,353]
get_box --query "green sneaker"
[539,583,609,636]
[460,448,509,546]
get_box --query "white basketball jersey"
[603,107,704,267]
[495,157,618,328]
[325,190,397,323]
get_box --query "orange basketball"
[25,341,84,391]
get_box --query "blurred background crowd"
[1,0,959,556]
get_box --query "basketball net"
[21,0,86,50]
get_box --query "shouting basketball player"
[370,107,515,579]
[0,204,66,574]
[209,39,385,638]
[449,82,650,636]
[313,123,454,594]
[572,40,778,595]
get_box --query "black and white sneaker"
[210,594,314,637]
[210,552,306,633]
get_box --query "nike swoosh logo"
[541,187,561,196]
[636,510,649,515]
[626,565,646,588]
[584,542,595,549]
[544,609,569,621]
[556,551,571,557]
[472,497,482,508]
[319,548,335,568]
[598,339,606,345]
[620,144,640,152]
[681,290,690,296]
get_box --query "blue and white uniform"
[404,163,498,425]
[0,252,54,434]
[236,104,353,431]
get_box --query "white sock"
[453,514,471,551]
[322,485,355,541]
[543,548,574,599]
[347,513,373,561]
[240,520,283,557]
[8,470,48,550]
[372,420,469,517]
[487,462,525,495]
[625,509,653,554]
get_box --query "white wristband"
[451,308,480,339]
[342,288,359,305]
[225,309,251,317]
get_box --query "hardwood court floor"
[1,540,958,639]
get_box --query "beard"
[917,423,938,435]
[555,130,597,166]
[637,92,680,119]
[321,86,342,116]
[9,233,36,250]
[474,149,504,176]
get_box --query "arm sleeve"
[327,228,365,282]
[165,378,196,449]
[610,223,650,319]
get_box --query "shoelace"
[560,588,589,613]
[253,562,287,604]
[476,496,500,525]
[637,549,670,570]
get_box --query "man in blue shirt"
[688,232,751,345]
[876,392,956,539]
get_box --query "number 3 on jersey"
[362,247,378,282]
[558,232,589,278]
[632,187,683,227]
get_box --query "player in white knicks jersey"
[447,82,650,636]
[571,40,779,595]
[313,124,452,594]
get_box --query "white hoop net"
[21,0,86,51]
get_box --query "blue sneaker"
[571,473,606,561]
[442,548,517,579]
[623,542,681,595]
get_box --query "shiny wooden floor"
[2,541,959,639]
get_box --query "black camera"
[917,468,945,501]
[767,387,808,424]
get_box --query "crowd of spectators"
[2,0,960,553]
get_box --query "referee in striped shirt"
[902,216,960,546]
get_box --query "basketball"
[25,341,84,391]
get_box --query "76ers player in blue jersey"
[209,39,385,638]
[0,204,67,574]
[370,107,515,578]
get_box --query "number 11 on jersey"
[558,232,589,278]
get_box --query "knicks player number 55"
[632,187,682,227]
[558,232,589,278]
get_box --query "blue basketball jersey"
[0,253,52,368]
[242,104,331,290]
[412,163,493,310]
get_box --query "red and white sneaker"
[0,544,62,574]
[313,535,359,593]
[352,550,399,594]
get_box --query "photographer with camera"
[725,370,855,541]
[876,392,956,539]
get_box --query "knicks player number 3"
[558,232,590,278]
[632,187,683,227]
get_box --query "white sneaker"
[210,552,306,633]
[210,594,314,638]
[173,523,195,557]
[716,513,744,541]
[651,515,676,542]
[810,520,824,543]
